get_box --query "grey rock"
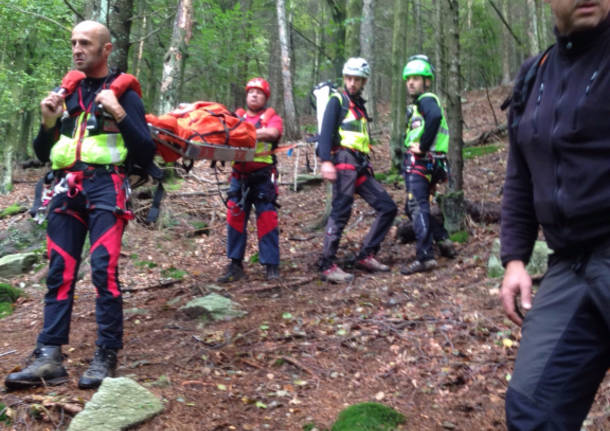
[179,293,246,321]
[68,377,163,431]
[487,239,552,278]
[0,253,38,278]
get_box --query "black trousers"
[320,149,397,269]
[506,245,610,430]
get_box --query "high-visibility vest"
[51,112,128,170]
[404,92,449,154]
[334,92,370,154]
[235,107,278,165]
[50,74,131,170]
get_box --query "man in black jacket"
[5,21,154,390]
[500,1,610,429]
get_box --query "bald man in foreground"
[5,21,155,390]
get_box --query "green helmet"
[402,55,434,80]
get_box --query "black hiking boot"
[400,259,438,275]
[265,264,280,281]
[78,347,118,389]
[438,239,457,259]
[4,345,68,389]
[217,260,245,283]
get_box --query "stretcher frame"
[149,124,256,162]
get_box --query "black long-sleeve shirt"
[33,76,155,169]
[317,91,367,162]
[500,15,610,264]
[415,95,442,153]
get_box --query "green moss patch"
[0,203,26,219]
[331,402,405,431]
[0,283,23,319]
[462,144,500,160]
[449,230,469,243]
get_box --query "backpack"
[146,101,257,164]
[309,81,349,139]
[501,44,554,130]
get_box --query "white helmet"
[342,57,370,78]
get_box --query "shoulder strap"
[259,107,277,127]
[501,44,554,113]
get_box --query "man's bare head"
[71,21,112,77]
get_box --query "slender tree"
[360,0,376,125]
[526,0,540,55]
[158,0,193,114]
[442,0,465,233]
[389,0,408,170]
[344,0,362,56]
[276,0,300,139]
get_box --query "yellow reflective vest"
[334,93,370,154]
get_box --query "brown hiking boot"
[321,264,354,283]
[5,345,68,389]
[217,261,245,283]
[400,259,438,275]
[438,239,457,259]
[356,255,390,272]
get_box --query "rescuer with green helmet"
[400,55,456,276]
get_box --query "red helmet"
[245,77,271,99]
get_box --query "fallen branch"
[464,123,507,147]
[275,355,318,378]
[122,278,181,292]
[237,276,317,294]
[0,349,17,358]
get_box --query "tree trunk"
[344,0,362,56]
[326,0,346,77]
[268,6,284,114]
[389,0,408,171]
[1,120,16,194]
[158,0,193,114]
[360,0,376,127]
[108,0,134,72]
[501,0,513,84]
[434,0,445,95]
[442,0,465,233]
[526,0,540,56]
[413,0,423,52]
[276,0,300,139]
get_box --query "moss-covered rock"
[0,283,23,319]
[331,402,405,431]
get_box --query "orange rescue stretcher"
[146,101,257,163]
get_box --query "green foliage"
[0,283,23,303]
[0,203,25,218]
[135,260,158,269]
[463,144,500,159]
[161,266,187,280]
[0,302,14,319]
[450,230,469,243]
[0,0,72,150]
[0,401,11,424]
[249,252,259,264]
[375,168,402,185]
[331,402,405,431]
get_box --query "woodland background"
[1,0,553,191]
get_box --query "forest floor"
[1,85,609,431]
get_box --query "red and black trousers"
[37,166,131,350]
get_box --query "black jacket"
[501,15,610,265]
